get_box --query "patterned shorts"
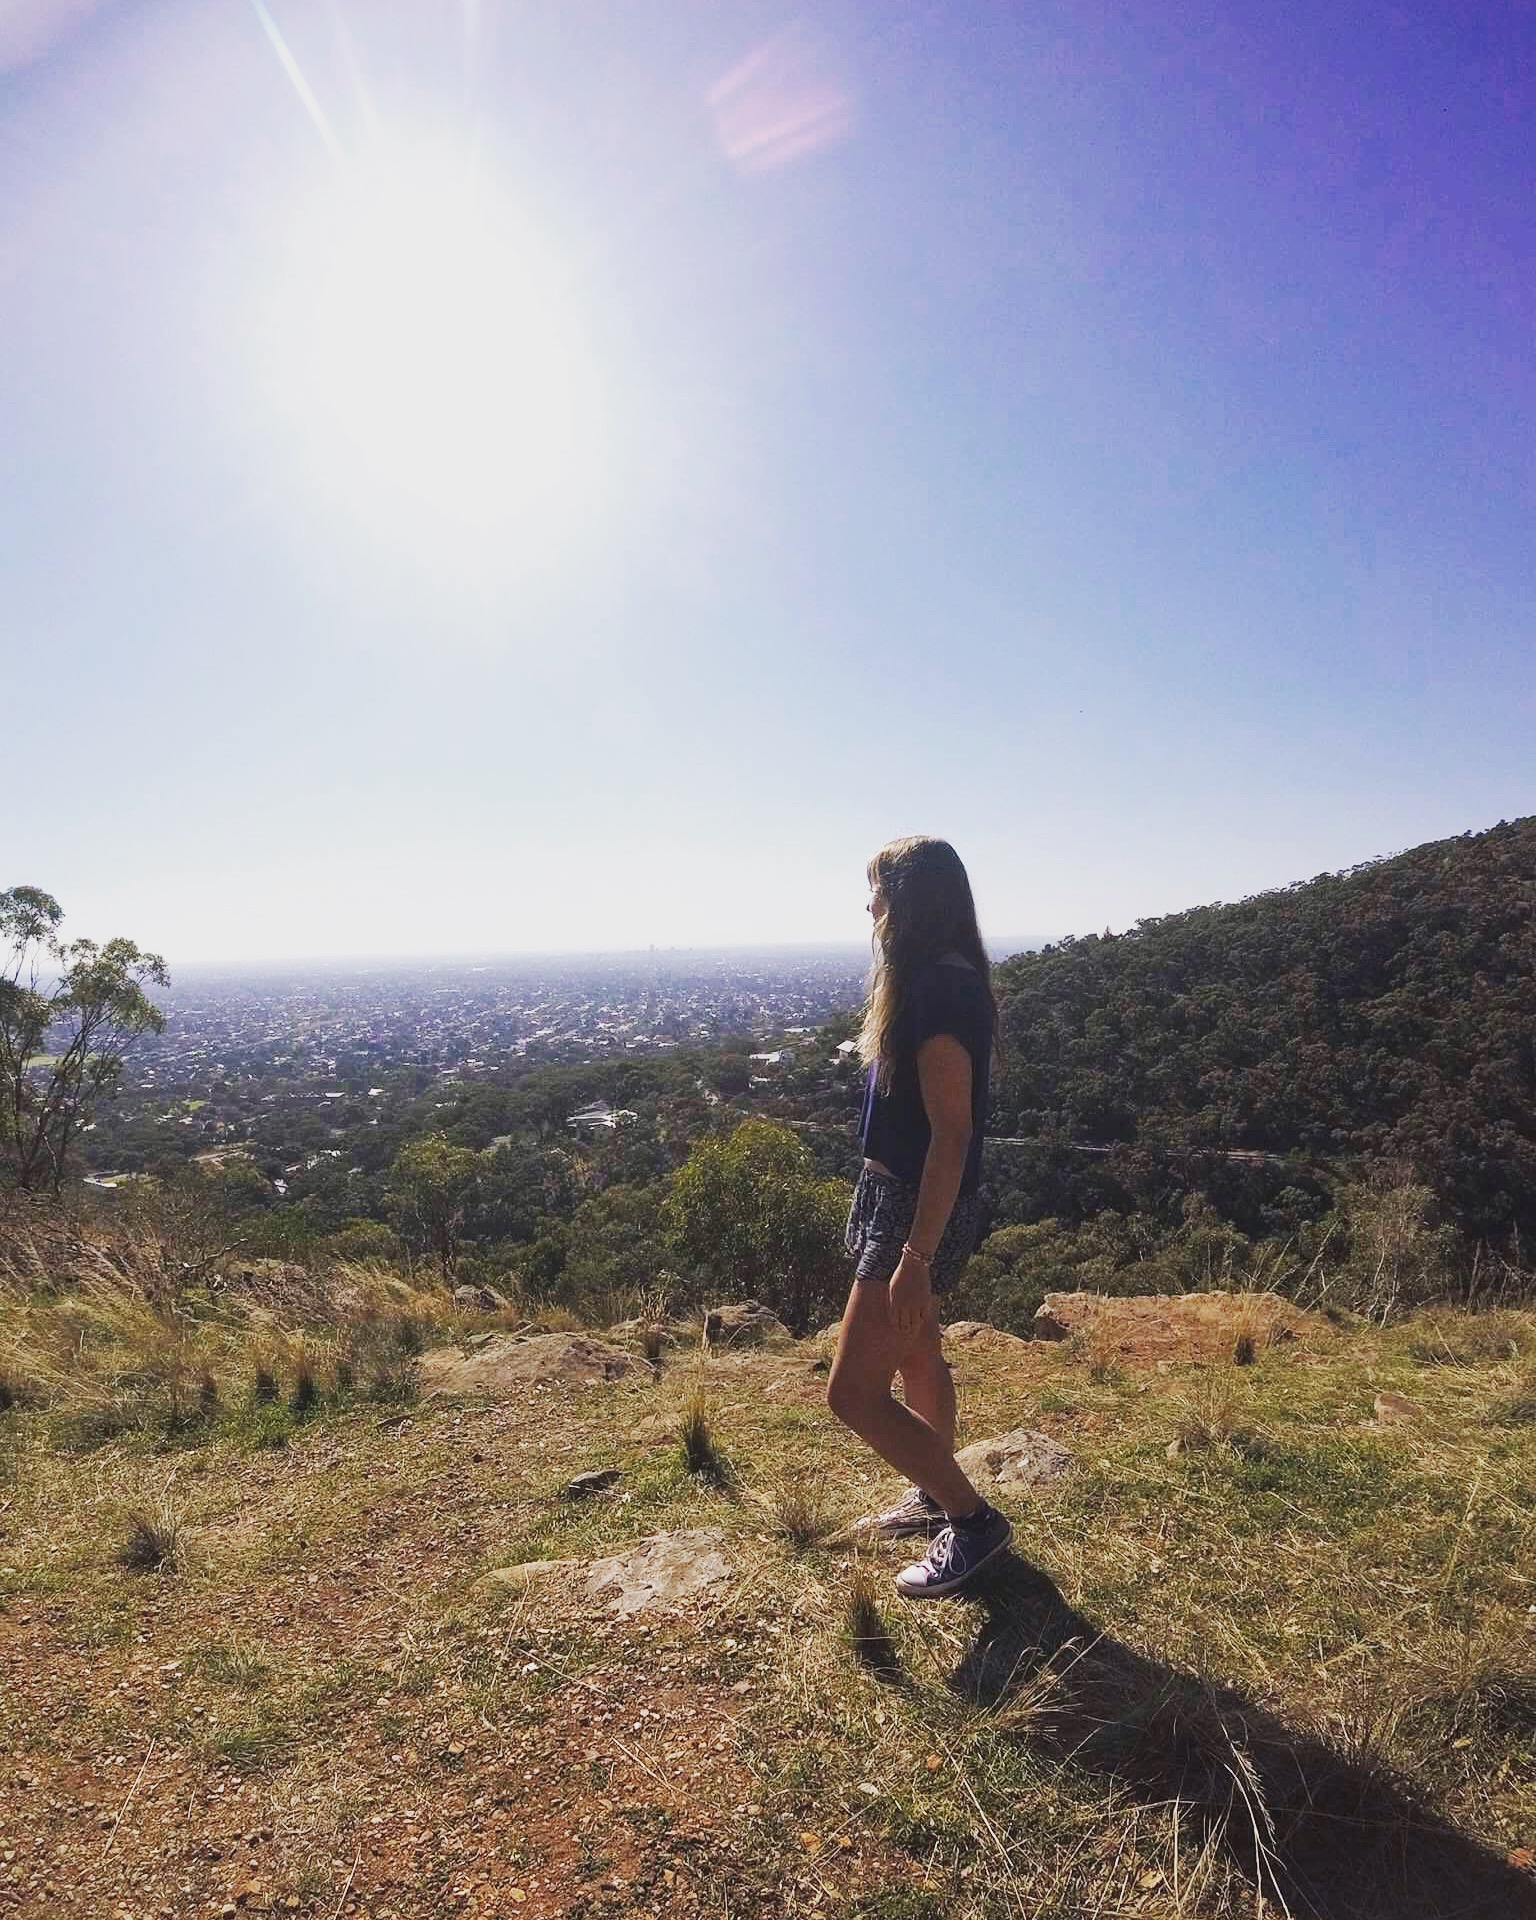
[844,1167,981,1293]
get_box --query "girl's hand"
[888,1253,933,1340]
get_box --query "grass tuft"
[117,1501,182,1575]
[769,1475,828,1548]
[1232,1331,1257,1366]
[289,1361,320,1417]
[251,1365,279,1405]
[1404,1640,1536,1751]
[341,1313,425,1405]
[195,1632,272,1689]
[679,1389,731,1485]
[0,1410,21,1490]
[843,1562,900,1678]
[205,1705,291,1772]
[1172,1368,1245,1453]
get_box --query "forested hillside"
[986,816,1536,1249]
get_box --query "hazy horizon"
[155,933,1050,973]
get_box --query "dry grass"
[1408,1308,1532,1367]
[769,1472,830,1548]
[678,1386,732,1485]
[0,1228,463,1448]
[1168,1366,1253,1454]
[842,1561,901,1678]
[2,1227,1534,1919]
[116,1497,184,1574]
[1490,1363,1536,1426]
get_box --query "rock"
[955,1429,1075,1490]
[943,1320,1033,1353]
[608,1316,667,1339]
[626,1412,671,1443]
[1373,1390,1426,1425]
[475,1560,576,1598]
[1031,1304,1075,1341]
[452,1283,509,1313]
[607,1319,680,1356]
[226,1261,320,1310]
[702,1301,791,1348]
[420,1333,638,1397]
[585,1530,732,1616]
[1031,1290,1312,1362]
[560,1469,622,1500]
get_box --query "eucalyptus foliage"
[0,886,167,1192]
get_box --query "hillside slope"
[3,1298,1535,1919]
[989,816,1536,1243]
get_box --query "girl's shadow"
[949,1558,1536,1920]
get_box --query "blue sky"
[3,0,1532,961]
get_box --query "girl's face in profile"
[867,882,888,925]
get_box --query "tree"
[0,887,168,1193]
[386,1133,483,1282]
[663,1119,851,1332]
[563,1183,667,1312]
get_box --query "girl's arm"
[887,1034,973,1337]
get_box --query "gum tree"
[386,1132,484,1282]
[0,887,169,1193]
[663,1118,851,1332]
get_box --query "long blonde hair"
[858,836,996,1092]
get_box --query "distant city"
[146,946,874,1080]
[83,941,1039,1179]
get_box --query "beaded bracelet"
[901,1242,935,1268]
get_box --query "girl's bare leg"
[898,1316,956,1453]
[827,1279,979,1515]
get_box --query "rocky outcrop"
[420,1332,639,1397]
[1031,1290,1310,1361]
[452,1282,511,1313]
[943,1320,1034,1354]
[1031,1300,1077,1341]
[702,1302,791,1348]
[955,1429,1076,1489]
[585,1530,732,1617]
[607,1319,683,1355]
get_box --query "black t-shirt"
[858,958,992,1193]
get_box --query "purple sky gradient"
[2,0,1532,959]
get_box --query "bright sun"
[273,148,604,552]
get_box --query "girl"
[826,835,1012,1598]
